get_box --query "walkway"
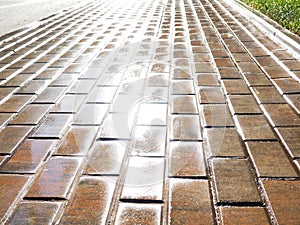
[0,0,299,224]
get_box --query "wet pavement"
[0,0,300,224]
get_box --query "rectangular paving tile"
[60,177,115,224]
[52,95,86,113]
[244,73,272,86]
[197,73,219,86]
[132,126,167,157]
[263,104,300,127]
[252,86,286,104]
[195,62,215,73]
[263,180,300,225]
[33,87,66,103]
[238,62,262,74]
[17,80,50,94]
[85,141,126,175]
[247,142,298,178]
[263,66,291,78]
[236,115,277,140]
[211,158,261,203]
[171,95,198,114]
[0,126,33,154]
[56,126,97,156]
[0,175,30,221]
[284,94,300,114]
[9,104,51,125]
[116,203,161,225]
[169,142,206,177]
[170,115,202,141]
[201,105,234,127]
[0,95,33,113]
[1,140,56,174]
[171,80,195,95]
[8,201,63,225]
[219,207,270,225]
[31,114,72,139]
[277,127,300,157]
[218,67,241,79]
[121,157,164,201]
[199,87,226,104]
[228,95,261,114]
[273,78,300,94]
[204,128,245,157]
[169,179,214,225]
[222,80,250,94]
[25,157,82,199]
[74,104,109,125]
[0,87,15,102]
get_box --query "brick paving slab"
[0,0,299,223]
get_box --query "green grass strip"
[242,0,300,36]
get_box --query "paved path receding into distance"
[0,0,86,36]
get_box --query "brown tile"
[204,128,245,157]
[52,95,86,113]
[285,94,300,114]
[17,80,50,94]
[263,66,290,78]
[273,78,300,94]
[263,180,300,224]
[0,126,33,154]
[56,126,97,156]
[169,179,214,225]
[277,127,300,157]
[211,49,228,58]
[228,95,261,114]
[212,158,261,203]
[121,157,164,201]
[282,59,300,71]
[244,73,272,86]
[193,53,211,62]
[215,58,235,67]
[63,63,85,74]
[219,207,270,225]
[26,157,82,199]
[238,62,262,74]
[171,80,194,94]
[60,177,115,224]
[195,62,215,73]
[0,95,33,113]
[252,86,286,104]
[247,141,297,178]
[236,115,276,140]
[197,73,219,86]
[85,141,126,175]
[169,142,206,177]
[255,56,278,67]
[0,175,30,220]
[171,95,197,114]
[170,115,202,141]
[8,201,62,224]
[0,69,17,80]
[222,79,250,94]
[232,53,252,62]
[35,68,62,79]
[10,104,50,125]
[0,113,13,127]
[199,87,226,104]
[137,104,167,126]
[2,75,29,87]
[201,105,234,127]
[263,104,300,127]
[34,87,66,103]
[21,63,46,74]
[172,68,192,80]
[116,203,161,225]
[31,114,72,138]
[74,104,109,125]
[132,126,166,157]
[1,140,56,173]
[218,67,241,79]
